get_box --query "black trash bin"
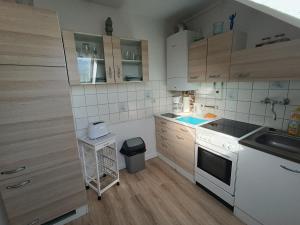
[120,137,146,173]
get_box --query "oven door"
[195,144,237,195]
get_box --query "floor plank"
[67,157,244,225]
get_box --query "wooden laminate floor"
[67,157,244,225]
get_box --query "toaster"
[88,121,109,139]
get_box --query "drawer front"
[0,160,86,225]
[0,132,78,181]
[156,133,175,162]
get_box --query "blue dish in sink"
[176,116,208,125]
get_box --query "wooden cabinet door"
[112,37,123,83]
[0,2,65,67]
[0,160,86,225]
[206,32,233,81]
[188,39,207,82]
[230,39,300,81]
[103,35,115,83]
[141,40,149,81]
[62,31,81,85]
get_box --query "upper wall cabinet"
[62,31,149,85]
[0,2,65,67]
[188,39,207,82]
[166,30,201,91]
[206,31,246,82]
[230,39,300,81]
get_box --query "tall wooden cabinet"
[62,31,149,85]
[188,39,207,82]
[0,3,86,225]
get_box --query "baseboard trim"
[48,205,88,225]
[234,207,263,225]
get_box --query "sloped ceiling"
[235,0,300,28]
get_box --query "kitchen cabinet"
[62,31,149,85]
[166,30,201,91]
[206,31,246,82]
[0,2,65,67]
[230,39,300,81]
[0,3,86,225]
[188,39,207,82]
[234,145,300,225]
[155,117,195,176]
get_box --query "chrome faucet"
[261,97,290,120]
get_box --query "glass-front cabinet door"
[62,31,115,85]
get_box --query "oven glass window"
[197,147,232,185]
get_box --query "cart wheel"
[85,186,89,190]
[117,182,120,186]
[98,196,102,200]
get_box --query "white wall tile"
[118,92,128,102]
[226,82,238,89]
[225,100,237,111]
[118,102,129,112]
[75,118,88,130]
[249,115,265,125]
[119,112,129,121]
[238,89,252,101]
[269,81,289,90]
[236,113,249,122]
[128,101,137,111]
[117,84,127,92]
[137,109,146,119]
[96,85,107,94]
[135,83,145,91]
[84,85,96,94]
[237,101,251,113]
[109,103,119,113]
[127,83,136,91]
[72,95,86,107]
[88,116,100,123]
[97,93,108,104]
[73,107,87,118]
[250,102,266,115]
[266,104,285,119]
[72,86,84,95]
[108,92,118,103]
[98,104,109,115]
[107,84,118,93]
[109,113,119,123]
[289,81,300,89]
[129,110,137,120]
[137,100,145,109]
[137,90,145,100]
[85,94,98,106]
[86,105,98,117]
[253,81,269,89]
[268,90,288,99]
[238,81,253,89]
[127,91,137,101]
[251,90,268,102]
[264,117,284,129]
[226,89,238,100]
[288,90,300,105]
[224,111,236,119]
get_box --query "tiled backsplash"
[71,81,172,135]
[195,80,300,130]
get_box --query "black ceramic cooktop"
[201,118,261,138]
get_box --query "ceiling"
[85,0,217,20]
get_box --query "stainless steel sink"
[255,132,300,153]
[240,128,300,163]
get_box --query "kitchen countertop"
[154,113,214,128]
[239,127,300,164]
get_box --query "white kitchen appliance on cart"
[78,133,120,200]
[195,119,262,206]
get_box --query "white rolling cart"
[78,133,120,200]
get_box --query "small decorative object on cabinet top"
[229,12,236,30]
[105,17,113,36]
[212,21,224,35]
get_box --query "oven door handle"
[197,144,233,160]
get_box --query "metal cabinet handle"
[160,121,166,125]
[27,219,39,225]
[1,166,26,175]
[161,143,168,148]
[179,128,188,133]
[237,73,250,78]
[209,74,221,78]
[176,135,184,140]
[108,67,112,78]
[117,66,121,78]
[161,129,167,133]
[6,180,31,190]
[190,76,199,79]
[280,165,300,174]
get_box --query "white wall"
[184,0,300,48]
